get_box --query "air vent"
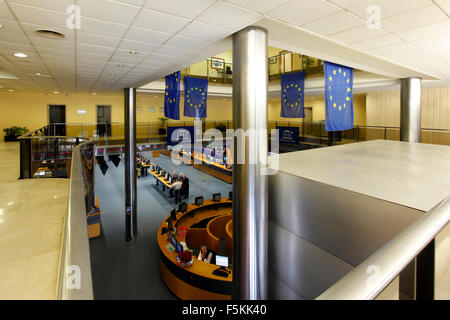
[36,29,65,39]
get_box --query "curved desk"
[157,199,233,300]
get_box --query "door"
[97,105,111,137]
[48,105,66,136]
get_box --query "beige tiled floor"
[0,142,68,300]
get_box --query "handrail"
[317,195,450,300]
[57,141,94,300]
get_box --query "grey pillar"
[232,26,268,300]
[400,78,421,142]
[124,88,137,240]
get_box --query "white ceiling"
[0,0,449,94]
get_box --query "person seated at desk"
[181,174,189,199]
[197,245,215,264]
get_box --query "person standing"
[182,175,189,199]
[172,179,183,204]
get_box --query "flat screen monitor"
[195,196,204,206]
[213,193,221,202]
[216,255,229,268]
[168,177,172,183]
[178,202,187,212]
[168,232,176,248]
[165,173,169,180]
[229,191,232,200]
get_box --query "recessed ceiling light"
[0,86,3,88]
[129,51,139,55]
[53,91,59,94]
[0,25,3,30]
[14,52,27,58]
[8,89,14,92]
[117,64,126,68]
[93,93,97,95]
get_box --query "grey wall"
[268,171,424,299]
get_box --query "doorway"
[48,105,66,136]
[97,105,111,137]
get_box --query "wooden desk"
[188,151,232,184]
[149,169,174,190]
[157,199,233,300]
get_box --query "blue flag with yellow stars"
[324,61,354,131]
[164,71,181,120]
[281,71,305,118]
[184,76,208,118]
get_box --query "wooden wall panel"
[366,87,450,146]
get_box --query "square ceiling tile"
[77,31,121,48]
[77,43,115,56]
[394,20,450,41]
[133,8,190,34]
[197,1,261,30]
[7,0,75,13]
[302,10,365,36]
[329,24,387,44]
[125,27,172,45]
[163,34,208,50]
[434,0,450,15]
[8,3,68,28]
[351,34,402,50]
[380,5,447,33]
[78,0,140,26]
[178,21,230,41]
[79,16,129,38]
[145,0,217,19]
[119,40,158,54]
[347,0,433,20]
[0,0,15,20]
[268,0,340,27]
[151,45,191,58]
[327,0,368,8]
[412,34,450,64]
[224,0,292,14]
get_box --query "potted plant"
[158,117,168,135]
[3,126,29,142]
[215,123,227,133]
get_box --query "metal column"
[232,26,268,300]
[400,78,421,142]
[124,88,137,241]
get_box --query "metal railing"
[317,196,450,300]
[181,52,324,84]
[57,141,95,300]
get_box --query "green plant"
[303,56,314,70]
[3,126,29,136]
[158,117,169,128]
[215,123,227,132]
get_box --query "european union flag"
[184,76,208,118]
[324,61,354,131]
[281,71,305,118]
[164,71,181,120]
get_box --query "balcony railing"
[317,196,450,300]
[181,52,324,84]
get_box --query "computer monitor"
[178,201,187,212]
[168,177,172,183]
[195,196,204,206]
[229,191,232,200]
[213,193,221,202]
[165,173,169,180]
[216,255,229,268]
[170,234,177,248]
